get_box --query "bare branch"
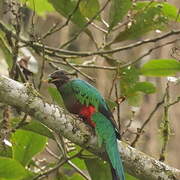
[119,38,180,69]
[1,21,180,58]
[62,58,95,82]
[131,95,166,147]
[159,82,171,162]
[167,96,180,107]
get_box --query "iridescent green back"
[62,79,108,110]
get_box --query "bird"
[47,70,125,180]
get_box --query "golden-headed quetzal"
[48,70,125,180]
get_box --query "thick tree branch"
[0,75,179,180]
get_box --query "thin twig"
[40,22,59,40]
[63,58,95,82]
[112,19,130,32]
[38,43,46,90]
[121,111,135,137]
[60,0,110,48]
[159,82,170,162]
[35,32,180,57]
[63,62,116,70]
[14,114,28,130]
[167,96,180,107]
[53,131,89,179]
[67,160,90,180]
[53,132,66,156]
[45,146,60,160]
[101,18,109,28]
[16,63,27,83]
[33,149,83,180]
[30,0,36,36]
[46,144,89,179]
[41,0,83,40]
[115,82,121,131]
[108,70,118,98]
[1,21,180,57]
[119,38,180,69]
[9,4,21,79]
[131,95,166,147]
[45,55,117,70]
[86,18,108,34]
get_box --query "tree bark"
[0,75,179,180]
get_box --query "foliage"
[0,129,45,180]
[11,129,47,166]
[0,157,29,179]
[140,59,180,76]
[113,1,179,42]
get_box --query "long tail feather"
[92,112,125,180]
[111,165,119,180]
[106,139,125,180]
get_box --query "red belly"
[79,105,96,127]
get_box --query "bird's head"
[47,70,71,87]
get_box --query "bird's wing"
[70,79,120,135]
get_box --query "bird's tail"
[106,139,125,180]
[110,165,120,180]
[92,112,125,180]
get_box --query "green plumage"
[92,112,125,180]
[60,79,108,110]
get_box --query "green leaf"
[119,66,139,95]
[48,87,65,108]
[48,0,87,28]
[0,157,28,179]
[109,0,132,29]
[114,3,168,42]
[67,157,87,170]
[135,2,180,22]
[0,31,13,68]
[79,0,100,20]
[22,120,54,139]
[69,173,84,180]
[11,129,47,166]
[161,3,180,22]
[119,66,146,106]
[85,158,112,180]
[140,59,180,76]
[19,0,55,15]
[133,82,156,94]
